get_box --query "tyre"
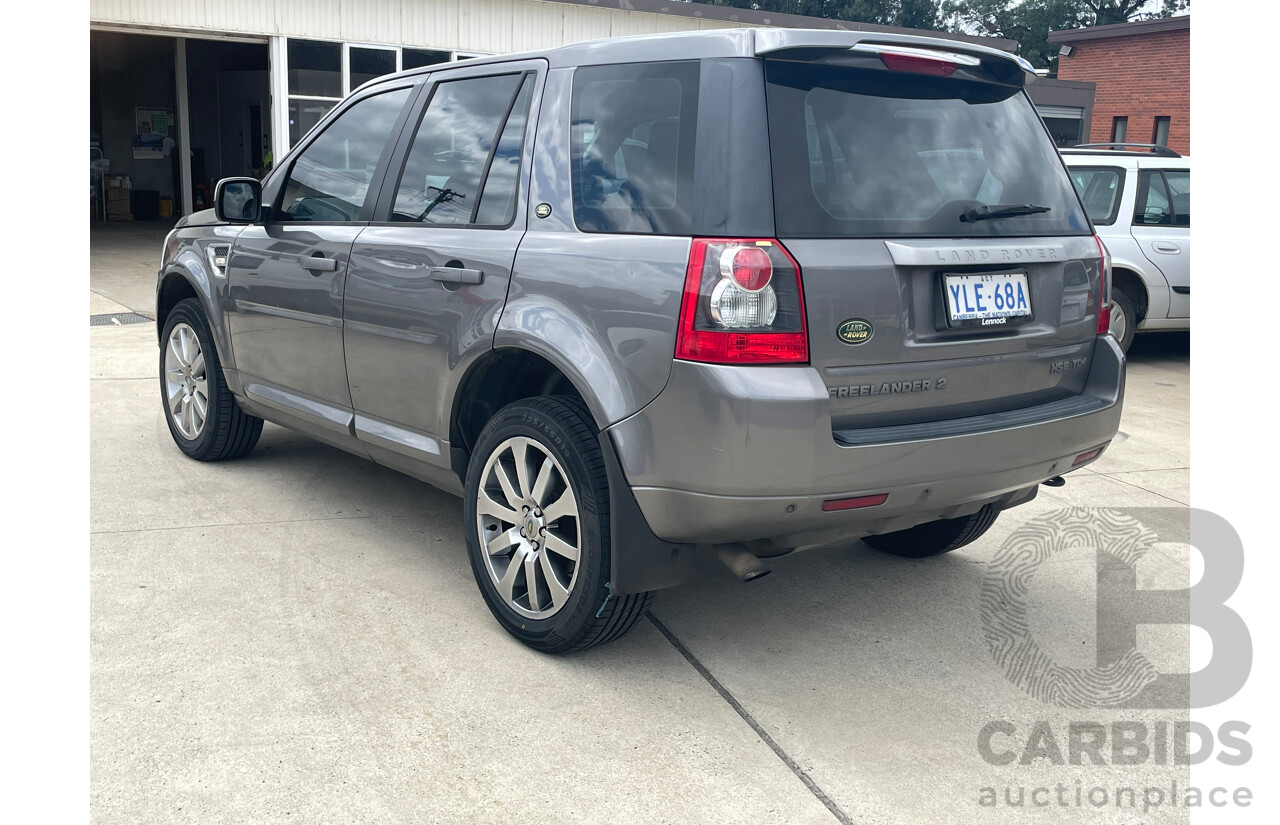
[1110,290,1137,354]
[160,298,263,461]
[862,505,1000,558]
[463,396,653,653]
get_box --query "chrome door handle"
[1152,242,1181,254]
[299,255,338,272]
[429,266,484,285]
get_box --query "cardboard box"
[106,188,130,202]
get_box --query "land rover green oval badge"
[837,319,873,345]
[534,203,552,219]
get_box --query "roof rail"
[1071,143,1182,158]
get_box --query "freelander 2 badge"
[837,318,873,345]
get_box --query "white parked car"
[1062,144,1190,352]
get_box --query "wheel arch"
[156,253,236,376]
[448,347,595,483]
[1111,266,1150,325]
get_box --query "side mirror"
[214,177,262,223]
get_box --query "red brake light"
[1094,235,1112,336]
[724,245,773,292]
[676,238,808,365]
[879,51,957,77]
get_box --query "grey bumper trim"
[834,393,1108,446]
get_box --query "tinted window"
[1165,169,1190,227]
[391,74,524,225]
[1134,171,1173,226]
[570,61,699,235]
[1069,167,1124,225]
[474,76,533,226]
[765,61,1090,238]
[278,88,411,222]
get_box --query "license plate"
[943,272,1032,326]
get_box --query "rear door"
[763,56,1104,432]
[225,84,417,431]
[1131,168,1191,318]
[342,62,542,465]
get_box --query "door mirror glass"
[214,177,262,223]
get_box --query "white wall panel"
[92,0,743,52]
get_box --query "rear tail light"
[1094,235,1112,336]
[1073,445,1107,466]
[676,238,808,364]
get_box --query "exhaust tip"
[717,543,773,583]
[1043,475,1066,488]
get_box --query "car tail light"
[1094,235,1112,336]
[676,239,808,364]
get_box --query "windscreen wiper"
[961,203,1052,223]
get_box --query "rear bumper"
[606,334,1125,548]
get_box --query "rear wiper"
[961,203,1052,223]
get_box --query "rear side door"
[342,62,543,469]
[225,83,418,432]
[1131,168,1191,318]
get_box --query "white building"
[89,0,1016,219]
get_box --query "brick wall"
[1056,29,1190,155]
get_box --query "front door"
[343,65,541,467]
[226,84,416,432]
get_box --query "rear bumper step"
[833,393,1108,446]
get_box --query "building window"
[1153,116,1171,147]
[1111,116,1127,144]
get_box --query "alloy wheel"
[475,436,581,619]
[164,322,210,440]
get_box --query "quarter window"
[570,61,700,235]
[1068,167,1124,226]
[277,88,412,222]
[391,74,527,225]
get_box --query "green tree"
[943,0,1190,74]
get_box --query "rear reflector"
[1073,446,1105,466]
[821,493,888,512]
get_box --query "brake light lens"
[1094,235,1112,336]
[879,51,957,77]
[676,238,808,364]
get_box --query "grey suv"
[157,28,1124,652]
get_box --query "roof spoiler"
[752,29,1036,87]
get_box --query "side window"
[1068,167,1124,226]
[474,76,534,226]
[278,88,412,222]
[1164,169,1190,227]
[1134,170,1173,227]
[391,73,525,225]
[570,61,700,235]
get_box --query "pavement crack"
[647,613,855,825]
[90,513,389,537]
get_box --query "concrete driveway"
[91,223,1192,824]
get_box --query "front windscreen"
[765,60,1091,238]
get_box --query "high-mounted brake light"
[871,46,980,78]
[1094,235,1112,336]
[676,239,808,364]
[879,51,957,77]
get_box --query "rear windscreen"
[765,61,1090,238]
